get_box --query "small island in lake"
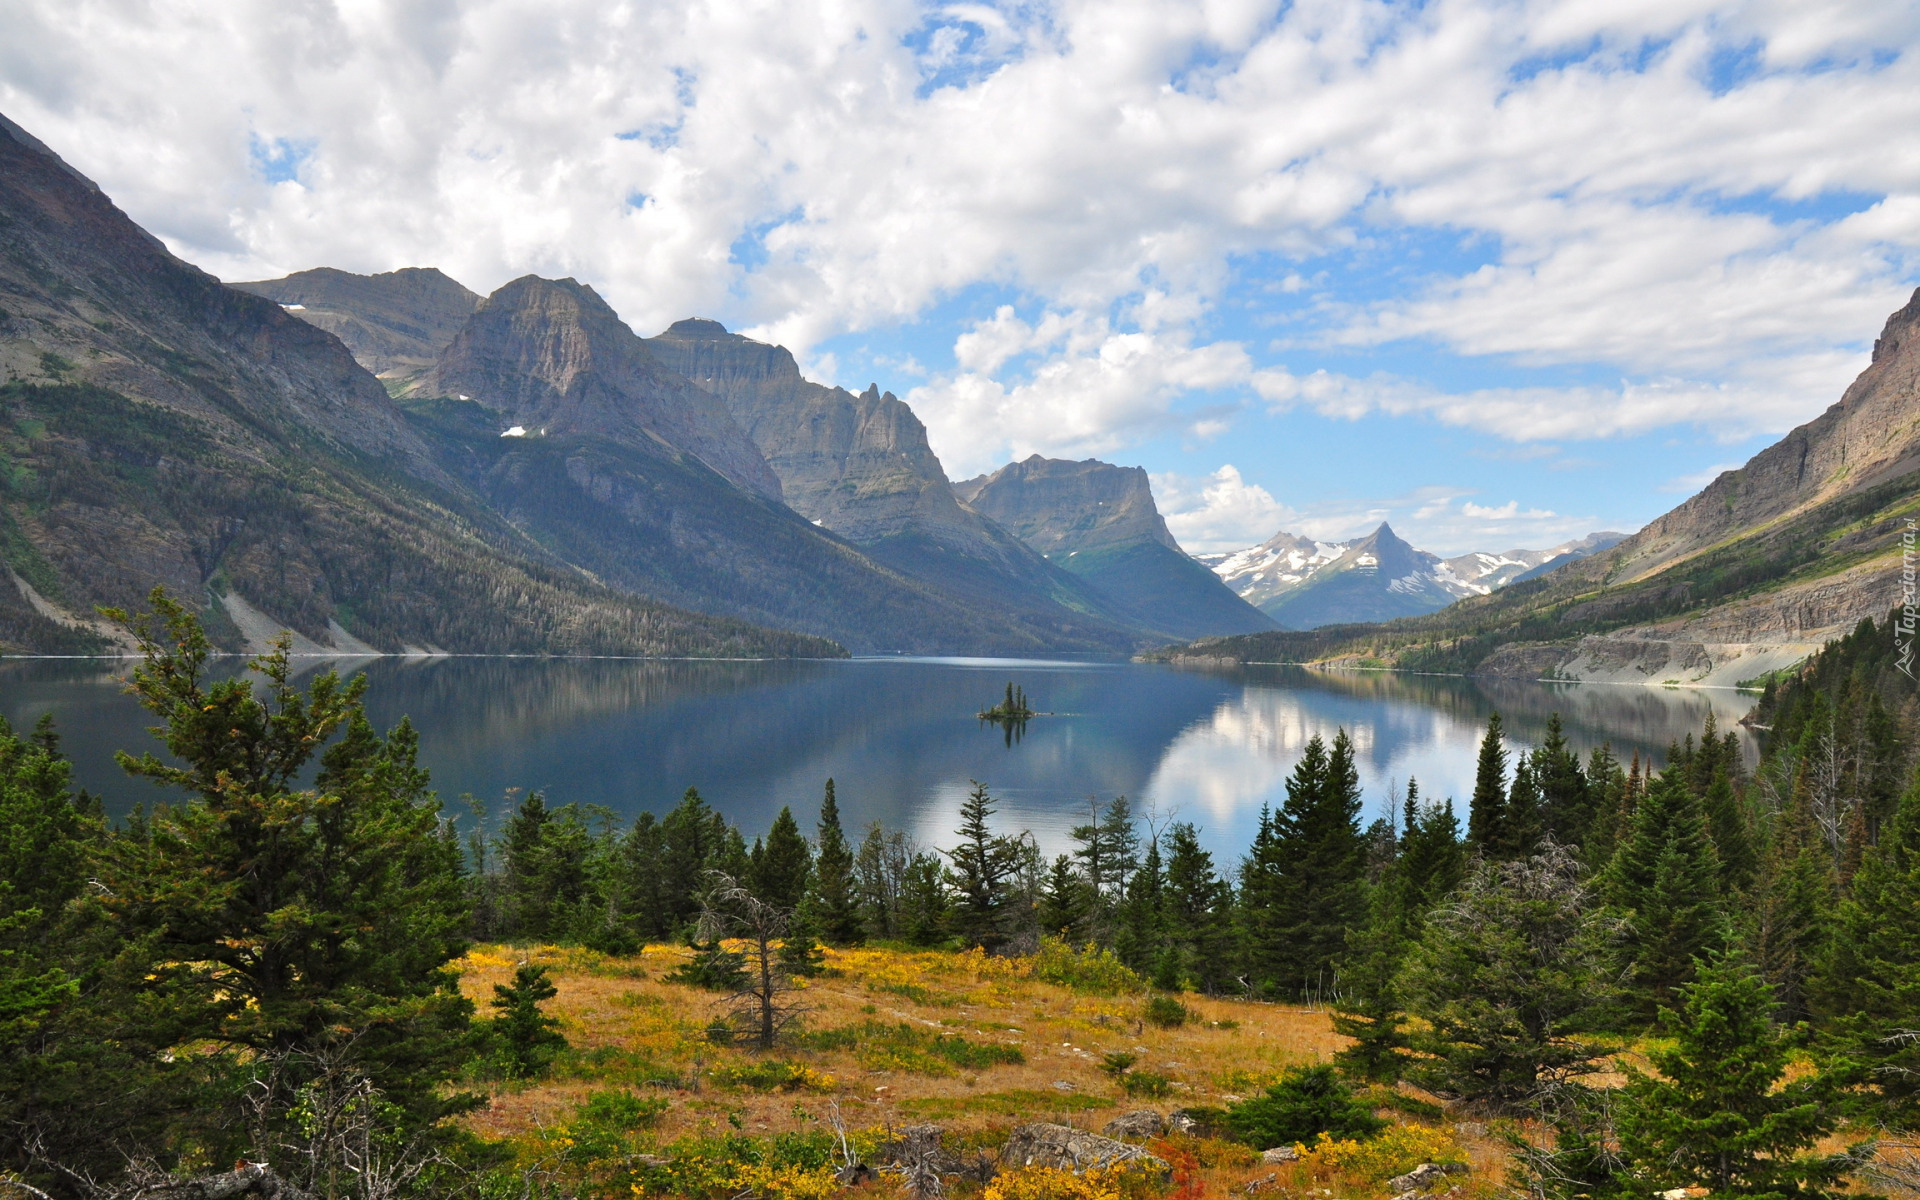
[978,682,1036,720]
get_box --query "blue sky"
[4,0,1918,555]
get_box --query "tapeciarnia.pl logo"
[1901,517,1917,681]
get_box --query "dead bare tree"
[693,872,809,1049]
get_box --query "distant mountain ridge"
[956,455,1275,639]
[1150,292,1920,684]
[1201,525,1625,628]
[231,266,479,382]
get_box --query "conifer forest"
[4,592,1919,1200]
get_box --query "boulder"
[1001,1123,1170,1178]
[1103,1110,1167,1140]
[1261,1145,1301,1164]
[146,1166,316,1200]
[1386,1162,1467,1194]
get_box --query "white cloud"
[1,0,1914,459]
[1153,464,1295,552]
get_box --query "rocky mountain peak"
[649,317,803,390]
[427,277,783,501]
[956,455,1181,555]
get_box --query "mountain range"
[1154,292,1920,684]
[0,109,1264,658]
[1201,525,1625,628]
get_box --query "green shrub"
[1224,1064,1385,1149]
[1122,1070,1172,1098]
[1032,937,1149,995]
[1143,995,1191,1028]
[1099,1051,1137,1080]
[796,1019,1024,1075]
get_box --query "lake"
[0,655,1760,866]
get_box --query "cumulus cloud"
[1152,465,1296,552]
[0,0,1914,458]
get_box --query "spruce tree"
[1038,853,1091,939]
[1275,730,1367,998]
[1399,844,1618,1110]
[1399,785,1466,923]
[901,851,951,946]
[1535,713,1593,848]
[1117,835,1166,973]
[812,780,863,945]
[1469,712,1510,854]
[1162,823,1231,992]
[1703,765,1758,895]
[1616,958,1855,1200]
[1503,757,1546,859]
[778,897,827,977]
[1238,803,1287,995]
[1815,775,1920,1125]
[96,592,474,1146]
[1749,791,1830,1023]
[752,806,813,909]
[1604,770,1724,1015]
[490,964,566,1078]
[945,781,1024,952]
[659,788,731,934]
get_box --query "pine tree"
[1275,730,1367,998]
[1503,757,1545,859]
[812,780,863,946]
[778,896,827,978]
[1117,835,1166,973]
[1814,775,1920,1125]
[1703,765,1758,895]
[1162,823,1232,992]
[1071,794,1138,938]
[901,851,951,946]
[659,788,732,935]
[1616,958,1855,1200]
[1331,858,1412,1083]
[96,591,474,1141]
[854,821,911,940]
[1749,790,1830,1023]
[1038,853,1091,939]
[1604,770,1724,1015]
[1399,844,1618,1110]
[1238,803,1287,994]
[1536,713,1593,848]
[945,781,1024,952]
[490,964,567,1078]
[752,806,813,909]
[1469,712,1510,854]
[1399,784,1466,923]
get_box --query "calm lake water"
[0,655,1760,866]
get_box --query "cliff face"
[959,456,1276,639]
[0,111,839,658]
[644,319,1154,643]
[231,266,480,380]
[955,455,1181,555]
[1594,291,1920,586]
[428,280,784,502]
[646,319,975,543]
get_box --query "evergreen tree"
[1238,802,1287,993]
[1277,730,1368,998]
[1616,958,1855,1200]
[1582,744,1630,873]
[1331,865,1412,1083]
[752,805,813,909]
[1038,853,1091,939]
[1469,712,1510,854]
[95,592,474,1149]
[1703,765,1758,895]
[1535,714,1594,849]
[1604,771,1724,1015]
[1815,774,1920,1125]
[900,851,951,946]
[1399,844,1619,1110]
[812,780,863,945]
[1399,785,1466,923]
[777,897,827,978]
[1749,790,1830,1023]
[490,963,566,1078]
[1117,835,1167,973]
[854,821,912,940]
[1070,794,1139,936]
[1162,823,1232,992]
[944,781,1023,952]
[658,788,733,935]
[1503,757,1546,859]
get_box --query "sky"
[4,0,1919,557]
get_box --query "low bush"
[1144,994,1192,1028]
[985,1160,1165,1200]
[1224,1064,1386,1149]
[1122,1069,1173,1098]
[1298,1123,1464,1182]
[796,1019,1025,1074]
[1032,937,1149,995]
[708,1060,837,1092]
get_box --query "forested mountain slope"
[0,111,840,658]
[1148,292,1920,683]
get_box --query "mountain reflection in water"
[0,656,1758,866]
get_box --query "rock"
[1001,1123,1170,1178]
[1261,1146,1301,1164]
[1051,1080,1076,1092]
[1242,1173,1280,1194]
[145,1165,316,1200]
[1386,1163,1466,1194]
[1103,1110,1166,1140]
